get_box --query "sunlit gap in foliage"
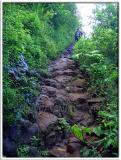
[76,3,96,38]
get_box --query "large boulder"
[9,121,39,145]
[37,112,58,132]
[3,138,17,157]
[71,111,94,126]
[36,95,54,112]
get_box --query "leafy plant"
[73,3,118,156]
[71,124,92,141]
[39,150,48,157]
[57,118,70,131]
[31,135,44,147]
[80,146,101,157]
[3,3,79,126]
[17,145,29,157]
[93,126,102,137]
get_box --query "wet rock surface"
[3,44,103,157]
[3,137,17,157]
[8,54,29,81]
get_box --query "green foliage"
[73,3,118,154]
[93,126,102,137]
[3,3,79,125]
[57,118,70,131]
[94,3,118,30]
[72,38,104,72]
[97,108,118,149]
[31,135,44,147]
[80,146,101,157]
[93,27,118,63]
[71,124,92,141]
[17,145,29,157]
[39,150,48,157]
[30,135,48,157]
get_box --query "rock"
[27,123,39,135]
[55,75,72,83]
[68,93,88,103]
[27,111,36,123]
[8,67,20,81]
[45,132,57,147]
[8,54,29,81]
[52,58,75,71]
[19,130,35,144]
[71,111,94,126]
[68,135,80,144]
[18,54,29,72]
[39,95,54,110]
[38,112,58,132]
[9,123,38,145]
[69,149,81,157]
[45,131,63,147]
[87,97,104,104]
[20,118,33,129]
[44,79,60,88]
[3,138,17,157]
[76,103,89,111]
[49,145,69,157]
[41,86,57,96]
[52,69,76,77]
[67,143,80,153]
[65,86,85,93]
[55,93,67,105]
[9,125,20,142]
[71,79,86,87]
[29,147,39,157]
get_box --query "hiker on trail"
[74,28,85,42]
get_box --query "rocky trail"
[4,44,103,157]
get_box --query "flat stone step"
[44,79,61,88]
[71,111,94,126]
[52,69,77,77]
[37,112,58,132]
[76,103,89,111]
[87,98,104,104]
[41,85,57,95]
[68,93,88,102]
[65,86,86,93]
[55,75,72,83]
[52,59,74,71]
[70,79,86,87]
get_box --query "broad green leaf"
[71,124,83,140]
[93,126,102,136]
